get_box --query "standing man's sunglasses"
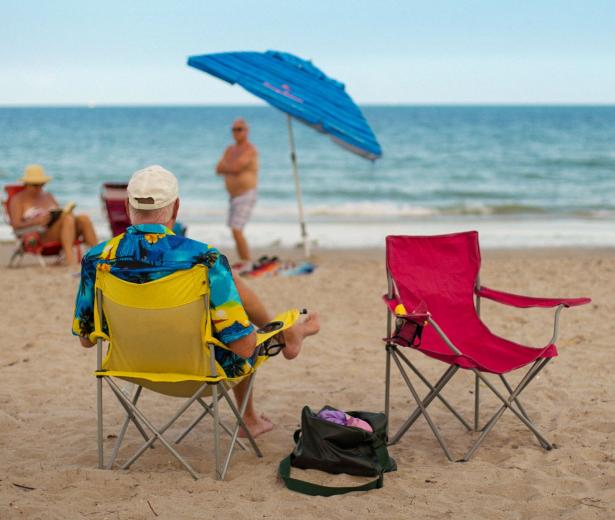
[232,127,245,132]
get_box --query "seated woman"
[8,164,98,266]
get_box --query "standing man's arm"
[216,146,256,175]
[216,146,232,175]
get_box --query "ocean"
[1,105,614,249]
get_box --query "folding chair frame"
[8,238,82,268]
[95,287,263,480]
[384,272,567,462]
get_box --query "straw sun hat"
[21,164,52,184]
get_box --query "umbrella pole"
[286,115,310,258]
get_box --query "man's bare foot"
[282,312,320,360]
[239,413,273,438]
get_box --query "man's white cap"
[127,165,179,210]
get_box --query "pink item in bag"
[345,414,373,432]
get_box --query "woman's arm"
[7,195,50,229]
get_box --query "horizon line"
[1,102,615,109]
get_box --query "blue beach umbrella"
[187,50,382,256]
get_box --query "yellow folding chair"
[91,264,300,480]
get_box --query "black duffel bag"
[278,405,397,496]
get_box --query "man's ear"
[173,199,180,220]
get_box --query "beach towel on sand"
[234,256,317,278]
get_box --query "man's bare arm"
[217,147,256,175]
[233,272,272,327]
[8,196,50,229]
[216,147,233,175]
[227,330,257,359]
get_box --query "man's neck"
[131,220,174,230]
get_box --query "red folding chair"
[383,231,591,461]
[101,182,187,238]
[101,182,131,237]
[2,184,82,268]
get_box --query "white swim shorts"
[228,189,257,230]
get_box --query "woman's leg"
[43,213,77,265]
[75,214,98,246]
[59,213,77,265]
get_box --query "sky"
[1,0,614,105]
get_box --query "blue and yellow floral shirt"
[72,224,254,375]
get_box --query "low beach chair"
[101,182,131,237]
[92,264,300,479]
[3,183,82,267]
[383,231,590,461]
[101,182,186,237]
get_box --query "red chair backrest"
[3,184,26,226]
[386,231,561,373]
[386,232,483,349]
[101,182,131,236]
[386,231,481,311]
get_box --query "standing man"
[216,118,258,269]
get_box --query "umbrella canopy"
[188,50,382,256]
[187,50,382,160]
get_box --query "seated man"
[9,164,98,265]
[72,165,319,438]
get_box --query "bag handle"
[278,455,383,497]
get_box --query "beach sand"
[0,243,613,519]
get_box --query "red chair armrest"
[476,286,591,308]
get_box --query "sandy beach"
[0,243,613,519]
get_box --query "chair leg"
[390,350,454,461]
[474,374,480,432]
[463,360,552,461]
[389,354,460,444]
[384,345,392,438]
[106,383,151,444]
[8,248,22,268]
[211,382,221,480]
[113,379,207,479]
[476,361,552,448]
[395,346,471,431]
[218,375,263,481]
[107,385,145,469]
[497,361,552,450]
[174,396,248,452]
[499,375,530,421]
[97,375,104,469]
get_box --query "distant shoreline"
[2,214,613,249]
[2,103,615,109]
